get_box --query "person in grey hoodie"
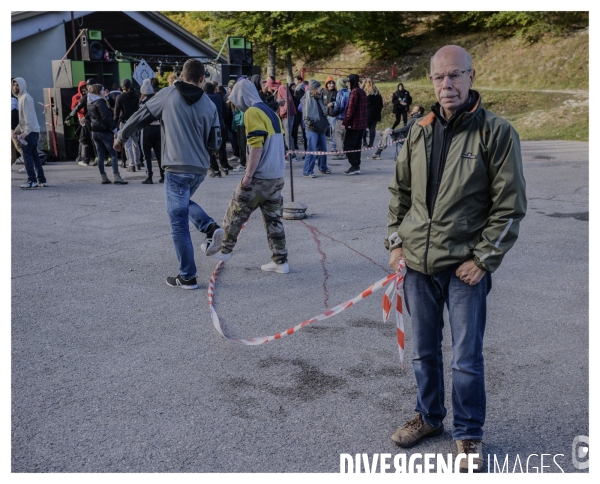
[12,77,47,189]
[203,79,289,274]
[115,59,224,290]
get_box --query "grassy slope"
[303,28,589,141]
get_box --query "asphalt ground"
[10,139,589,475]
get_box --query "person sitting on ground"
[368,104,425,160]
[203,79,289,275]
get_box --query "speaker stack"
[80,29,104,61]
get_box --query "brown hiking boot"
[456,439,484,472]
[391,413,443,448]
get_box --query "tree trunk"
[267,43,277,79]
[285,37,293,83]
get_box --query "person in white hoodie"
[12,77,47,188]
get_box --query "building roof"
[12,11,226,63]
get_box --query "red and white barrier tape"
[206,229,408,365]
[288,137,404,156]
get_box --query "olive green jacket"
[386,92,527,274]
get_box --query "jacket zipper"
[424,123,449,274]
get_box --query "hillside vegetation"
[164,11,589,141]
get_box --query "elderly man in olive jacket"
[385,45,526,472]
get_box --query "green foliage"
[430,11,588,42]
[345,12,415,60]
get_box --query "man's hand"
[19,133,26,141]
[113,139,122,152]
[389,247,405,272]
[241,174,252,188]
[455,259,486,286]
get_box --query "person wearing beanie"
[138,78,164,184]
[342,74,367,175]
[114,78,142,171]
[302,79,330,177]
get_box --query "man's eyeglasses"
[430,69,472,86]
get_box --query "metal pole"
[71,12,77,60]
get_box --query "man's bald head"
[430,45,472,74]
[429,45,476,119]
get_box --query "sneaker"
[233,165,246,172]
[126,166,136,172]
[228,156,239,162]
[78,161,89,167]
[202,227,225,256]
[319,169,332,174]
[367,154,382,160]
[91,159,98,166]
[105,160,112,167]
[206,249,231,262]
[223,168,229,176]
[223,164,234,171]
[38,182,48,187]
[302,174,317,178]
[159,177,165,183]
[18,167,26,173]
[209,170,222,178]
[456,440,484,472]
[141,177,153,184]
[344,167,361,176]
[165,274,198,290]
[261,260,290,274]
[391,414,444,448]
[137,163,145,169]
[16,156,24,164]
[20,181,38,189]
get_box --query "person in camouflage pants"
[204,79,290,274]
[222,177,287,263]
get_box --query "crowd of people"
[11,69,416,188]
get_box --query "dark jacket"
[114,91,139,125]
[366,92,384,123]
[88,94,117,133]
[392,86,412,114]
[321,87,337,116]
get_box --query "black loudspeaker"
[80,29,104,61]
[227,37,245,64]
[243,41,253,66]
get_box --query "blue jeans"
[403,263,492,440]
[164,172,214,279]
[22,132,46,183]
[92,131,119,175]
[327,116,337,151]
[303,130,328,175]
